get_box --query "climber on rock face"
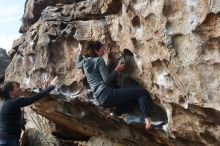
[76,41,156,130]
[0,76,58,146]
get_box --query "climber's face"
[9,82,22,98]
[95,47,105,57]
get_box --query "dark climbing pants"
[98,87,151,117]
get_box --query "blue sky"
[0,0,25,52]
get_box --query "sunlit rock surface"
[5,0,220,145]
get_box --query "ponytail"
[0,87,2,98]
[0,87,4,100]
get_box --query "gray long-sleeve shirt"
[0,86,55,136]
[76,55,117,98]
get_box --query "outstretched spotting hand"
[42,80,50,89]
[43,76,59,89]
[50,76,58,86]
[78,42,83,55]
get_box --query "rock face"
[5,0,220,145]
[0,48,10,82]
